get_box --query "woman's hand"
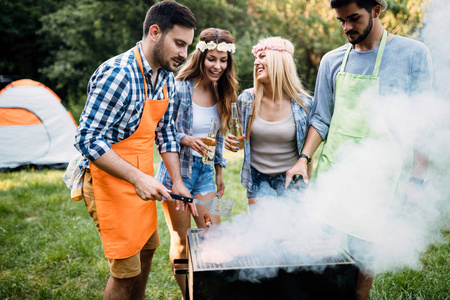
[224,133,245,152]
[181,135,215,157]
[215,167,225,198]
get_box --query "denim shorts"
[247,166,304,198]
[164,156,216,196]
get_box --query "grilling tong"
[169,193,234,217]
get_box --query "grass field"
[0,152,449,299]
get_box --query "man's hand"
[160,152,198,216]
[171,181,198,217]
[92,149,170,201]
[285,158,310,189]
[133,173,171,201]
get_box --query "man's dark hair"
[143,0,197,38]
[330,0,379,13]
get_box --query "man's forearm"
[160,152,183,185]
[412,150,428,178]
[301,126,324,157]
[91,149,142,185]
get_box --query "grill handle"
[173,258,189,275]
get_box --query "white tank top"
[192,102,219,157]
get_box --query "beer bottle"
[230,102,244,149]
[202,117,217,165]
[231,102,242,137]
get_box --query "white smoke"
[197,0,450,281]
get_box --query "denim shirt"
[237,89,312,192]
[156,80,227,182]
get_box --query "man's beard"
[153,34,182,72]
[346,17,373,45]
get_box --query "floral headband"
[251,44,291,56]
[196,41,236,53]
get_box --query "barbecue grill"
[175,228,359,300]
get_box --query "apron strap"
[372,30,388,76]
[340,30,388,76]
[133,46,149,101]
[162,84,168,99]
[340,45,352,73]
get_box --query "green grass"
[0,152,448,299]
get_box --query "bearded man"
[68,1,197,299]
[291,1,433,299]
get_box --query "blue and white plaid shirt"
[74,41,179,170]
[155,80,227,181]
[237,89,313,192]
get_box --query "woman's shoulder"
[174,79,193,103]
[291,93,313,107]
[300,94,313,107]
[238,88,255,102]
[175,79,193,90]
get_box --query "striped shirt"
[74,41,179,170]
[155,80,227,181]
[237,89,312,192]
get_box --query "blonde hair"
[248,36,311,136]
[176,28,239,133]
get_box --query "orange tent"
[0,79,78,169]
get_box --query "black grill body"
[184,228,358,300]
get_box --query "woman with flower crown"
[225,36,313,208]
[155,28,238,296]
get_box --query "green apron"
[316,31,388,175]
[314,31,401,241]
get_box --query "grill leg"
[184,274,190,300]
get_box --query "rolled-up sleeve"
[214,134,227,168]
[155,76,180,154]
[309,58,335,141]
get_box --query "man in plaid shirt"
[71,1,197,299]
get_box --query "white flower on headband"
[206,41,216,50]
[217,42,236,53]
[196,40,236,53]
[196,41,208,52]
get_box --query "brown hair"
[143,0,196,38]
[176,28,239,133]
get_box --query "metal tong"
[169,193,234,217]
[287,174,308,191]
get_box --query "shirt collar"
[136,41,170,78]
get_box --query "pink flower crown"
[251,44,290,56]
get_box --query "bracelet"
[409,177,428,185]
[299,154,311,164]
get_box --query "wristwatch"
[409,177,428,185]
[299,153,311,164]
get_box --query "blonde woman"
[225,36,313,206]
[155,28,238,296]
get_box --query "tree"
[246,0,429,92]
[0,0,62,86]
[2,0,429,105]
[39,0,152,102]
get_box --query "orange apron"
[89,46,169,259]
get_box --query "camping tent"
[0,79,78,170]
